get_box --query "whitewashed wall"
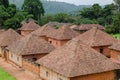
[40,65,70,80]
[9,51,22,66]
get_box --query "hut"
[44,22,72,29]
[109,42,120,62]
[0,29,5,34]
[74,24,105,33]
[19,21,40,36]
[47,25,79,47]
[0,29,22,59]
[75,27,118,57]
[7,34,55,66]
[32,25,56,41]
[36,38,120,80]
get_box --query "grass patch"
[112,34,120,39]
[0,67,16,80]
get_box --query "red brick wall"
[48,38,69,47]
[110,49,120,60]
[92,46,110,57]
[70,71,116,80]
[22,59,40,75]
[23,54,48,61]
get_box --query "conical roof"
[36,38,119,77]
[109,41,120,51]
[8,34,55,55]
[74,24,105,30]
[75,27,118,47]
[47,25,79,40]
[20,21,40,31]
[0,29,22,46]
[32,25,56,37]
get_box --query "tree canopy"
[0,0,9,7]
[22,0,45,22]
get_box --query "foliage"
[0,67,16,80]
[0,0,9,7]
[112,34,120,39]
[4,11,33,29]
[79,3,120,34]
[22,0,44,21]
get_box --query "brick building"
[75,27,118,57]
[7,34,55,67]
[32,25,56,41]
[0,29,22,59]
[73,24,105,33]
[19,21,40,36]
[109,42,120,62]
[47,25,79,47]
[36,38,120,80]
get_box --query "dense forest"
[0,0,120,34]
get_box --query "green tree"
[113,0,120,34]
[0,0,9,7]
[0,5,10,26]
[54,13,68,22]
[22,0,44,22]
[4,11,33,29]
[40,14,55,25]
[80,4,102,20]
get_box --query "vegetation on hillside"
[9,0,91,14]
[0,0,120,34]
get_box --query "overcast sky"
[50,0,114,5]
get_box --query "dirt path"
[0,58,41,80]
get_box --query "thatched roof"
[109,41,120,51]
[20,21,40,31]
[32,25,56,37]
[0,29,5,34]
[75,27,118,47]
[74,24,105,31]
[47,25,79,40]
[0,29,22,47]
[44,22,72,28]
[8,34,55,55]
[36,38,120,77]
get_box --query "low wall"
[22,58,40,75]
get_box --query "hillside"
[9,0,91,14]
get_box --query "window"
[100,47,103,54]
[17,57,19,61]
[46,71,49,77]
[32,58,37,61]
[49,41,52,44]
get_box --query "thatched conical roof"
[74,24,105,31]
[32,25,56,37]
[75,27,118,47]
[36,38,119,77]
[47,25,79,40]
[8,34,55,55]
[20,21,40,31]
[109,41,120,51]
[0,29,22,46]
